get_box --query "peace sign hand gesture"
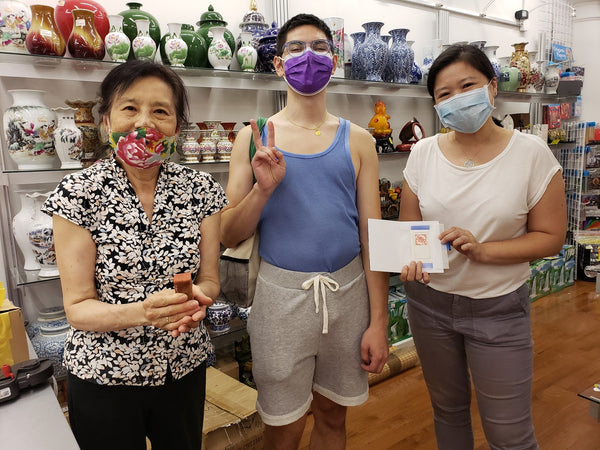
[250,119,286,196]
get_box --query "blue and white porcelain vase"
[237,0,269,50]
[206,302,233,332]
[357,22,388,82]
[27,192,59,278]
[483,45,501,78]
[388,28,413,84]
[407,40,422,84]
[380,35,393,82]
[30,308,69,380]
[350,31,365,80]
[256,21,278,73]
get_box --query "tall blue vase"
[381,35,393,82]
[389,28,413,84]
[350,31,365,80]
[357,22,387,82]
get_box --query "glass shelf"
[13,265,60,287]
[1,50,567,101]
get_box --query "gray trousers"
[404,282,538,450]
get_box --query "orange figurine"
[368,100,392,138]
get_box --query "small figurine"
[396,117,425,152]
[368,100,395,153]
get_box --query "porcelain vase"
[65,99,100,167]
[256,21,278,73]
[105,14,130,62]
[469,40,486,51]
[526,51,540,93]
[198,129,217,163]
[67,8,105,60]
[207,26,232,70]
[54,0,109,44]
[0,0,31,53]
[180,133,201,163]
[25,4,65,56]
[388,28,413,84]
[52,107,83,169]
[380,35,392,82]
[407,40,421,84]
[13,191,41,271]
[27,192,59,278]
[483,45,501,78]
[350,32,365,80]
[30,308,69,379]
[164,22,188,67]
[206,302,233,332]
[237,0,269,50]
[160,24,208,68]
[324,17,344,78]
[119,1,161,60]
[236,31,257,72]
[534,59,546,93]
[3,89,58,170]
[544,62,560,95]
[132,18,156,61]
[357,22,388,82]
[195,4,235,59]
[343,33,353,78]
[216,130,233,161]
[510,42,530,92]
[498,57,521,92]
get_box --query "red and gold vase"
[67,8,105,60]
[25,4,66,56]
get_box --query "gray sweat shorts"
[246,254,370,426]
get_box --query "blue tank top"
[258,118,360,272]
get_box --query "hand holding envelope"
[368,219,450,274]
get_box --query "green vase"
[160,24,208,68]
[195,4,235,68]
[119,2,161,60]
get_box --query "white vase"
[208,26,232,70]
[0,0,31,54]
[3,89,58,170]
[324,17,344,78]
[12,191,41,271]
[132,18,156,61]
[181,133,201,163]
[52,107,83,169]
[165,22,188,67]
[216,130,233,161]
[105,14,130,63]
[236,31,257,72]
[483,45,501,78]
[27,192,59,278]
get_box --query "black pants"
[67,363,206,450]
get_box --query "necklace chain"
[283,109,327,136]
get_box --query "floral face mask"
[109,127,177,169]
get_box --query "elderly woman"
[399,44,566,450]
[42,60,227,450]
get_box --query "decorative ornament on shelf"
[13,191,41,271]
[160,24,208,68]
[118,2,161,60]
[256,21,279,73]
[206,302,234,333]
[131,18,156,61]
[67,8,105,60]
[357,21,388,82]
[0,0,31,53]
[510,41,530,93]
[387,28,412,84]
[498,56,521,92]
[396,117,425,152]
[53,106,83,169]
[196,4,235,66]
[27,192,59,278]
[65,98,101,167]
[104,14,130,63]
[207,25,232,70]
[236,31,258,72]
[54,0,109,44]
[164,23,188,67]
[323,17,344,78]
[350,31,366,80]
[237,0,269,50]
[483,45,501,78]
[3,89,58,169]
[368,100,394,153]
[544,62,560,94]
[25,4,65,56]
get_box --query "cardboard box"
[0,299,30,366]
[203,367,264,449]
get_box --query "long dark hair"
[427,44,496,98]
[98,60,189,128]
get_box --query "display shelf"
[208,316,247,340]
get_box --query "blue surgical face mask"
[434,81,495,133]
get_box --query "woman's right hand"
[250,119,285,195]
[400,261,430,284]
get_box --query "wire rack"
[533,0,575,62]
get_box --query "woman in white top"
[399,44,566,450]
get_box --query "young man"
[221,14,389,449]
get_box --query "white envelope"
[368,219,449,273]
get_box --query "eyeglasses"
[282,39,334,56]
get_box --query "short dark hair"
[427,44,496,98]
[276,13,333,56]
[98,60,189,128]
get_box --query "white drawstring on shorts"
[302,274,339,334]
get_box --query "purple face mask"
[283,50,334,96]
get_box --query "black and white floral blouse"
[42,157,228,386]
